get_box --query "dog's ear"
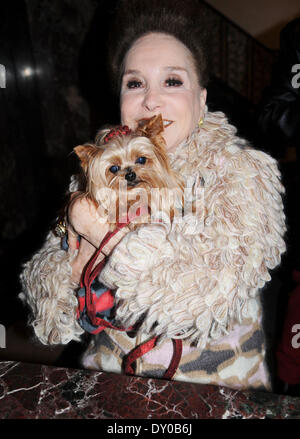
[74,144,98,172]
[136,114,166,151]
[136,114,164,138]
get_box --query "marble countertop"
[0,361,299,419]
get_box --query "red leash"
[124,337,182,379]
[79,220,133,333]
[79,219,182,380]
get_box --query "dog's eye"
[135,157,146,165]
[109,165,120,174]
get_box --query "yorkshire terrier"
[71,114,186,340]
[74,114,184,231]
[18,115,186,346]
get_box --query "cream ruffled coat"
[20,109,286,388]
[98,109,286,348]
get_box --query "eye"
[135,157,146,165]
[109,165,120,174]
[127,80,142,89]
[165,77,183,87]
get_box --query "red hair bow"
[104,125,132,143]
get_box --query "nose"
[125,170,136,182]
[143,88,162,112]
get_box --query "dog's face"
[74,115,184,226]
[84,135,177,191]
[74,115,183,195]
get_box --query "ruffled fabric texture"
[99,108,286,349]
[20,231,84,344]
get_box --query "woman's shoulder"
[222,140,279,169]
[200,110,280,172]
[215,141,283,195]
[179,110,283,196]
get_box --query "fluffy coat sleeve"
[19,231,84,344]
[19,175,84,345]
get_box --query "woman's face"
[120,33,207,152]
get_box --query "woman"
[20,0,286,391]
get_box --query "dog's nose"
[125,171,136,182]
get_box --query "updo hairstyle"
[107,0,210,94]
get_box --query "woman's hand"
[67,193,111,283]
[67,193,111,250]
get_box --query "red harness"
[77,220,182,379]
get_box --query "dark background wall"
[0,0,120,327]
[0,0,252,327]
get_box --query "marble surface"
[0,361,299,419]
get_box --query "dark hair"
[108,0,210,94]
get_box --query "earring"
[198,118,204,126]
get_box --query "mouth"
[126,180,142,187]
[137,118,173,129]
[163,119,173,128]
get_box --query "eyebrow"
[123,69,140,76]
[165,66,188,73]
[123,66,188,76]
